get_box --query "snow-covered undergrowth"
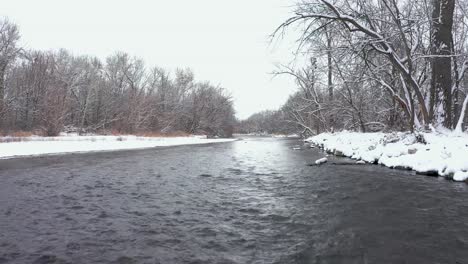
[0,135,236,159]
[306,131,468,182]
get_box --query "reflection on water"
[0,137,467,263]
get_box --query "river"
[0,137,467,263]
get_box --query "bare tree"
[0,18,20,126]
[270,0,468,134]
[0,21,236,137]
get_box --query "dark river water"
[1,137,468,264]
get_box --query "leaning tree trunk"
[455,95,468,133]
[430,0,455,128]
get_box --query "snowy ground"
[0,135,236,159]
[306,131,468,182]
[233,133,300,138]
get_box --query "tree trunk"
[455,95,468,133]
[0,67,5,128]
[326,28,334,129]
[430,0,455,127]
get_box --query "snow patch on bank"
[0,135,236,159]
[315,157,328,165]
[306,131,468,182]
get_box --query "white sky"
[1,0,301,119]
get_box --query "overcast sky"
[1,0,300,119]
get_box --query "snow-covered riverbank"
[0,135,236,159]
[306,131,468,182]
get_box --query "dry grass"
[11,131,36,137]
[0,129,196,144]
[109,129,122,136]
[0,130,36,137]
[0,131,39,143]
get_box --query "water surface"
[1,137,467,263]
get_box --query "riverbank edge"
[305,131,468,183]
[0,135,238,160]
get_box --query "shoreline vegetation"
[240,0,468,162]
[238,0,468,185]
[0,18,236,139]
[306,131,468,183]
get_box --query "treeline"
[235,110,297,135]
[0,18,235,137]
[266,0,468,136]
